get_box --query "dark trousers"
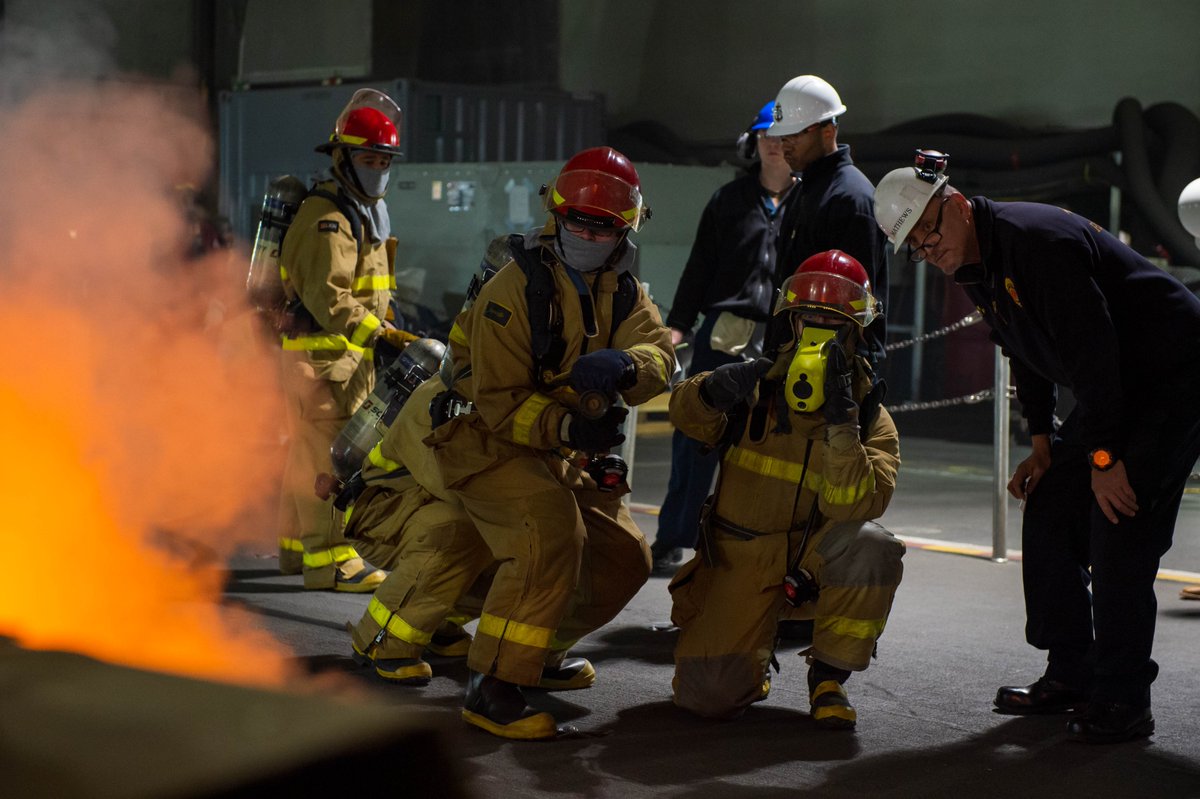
[1021,371,1200,707]
[656,314,742,551]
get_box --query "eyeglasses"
[560,219,621,241]
[907,195,950,263]
[777,121,826,143]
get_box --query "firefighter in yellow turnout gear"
[426,147,675,740]
[668,250,903,729]
[345,377,497,683]
[277,88,413,590]
[346,377,631,693]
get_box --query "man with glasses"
[767,75,889,365]
[874,151,1200,744]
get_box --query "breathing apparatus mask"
[784,321,852,413]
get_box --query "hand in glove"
[570,349,636,396]
[377,327,420,349]
[822,341,858,426]
[566,405,629,452]
[700,357,773,411]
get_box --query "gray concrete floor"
[207,425,1200,798]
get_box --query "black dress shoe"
[1067,702,1154,744]
[994,677,1089,715]
[650,545,684,576]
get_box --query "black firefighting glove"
[700,357,772,412]
[823,341,858,426]
[566,405,629,452]
[570,349,636,396]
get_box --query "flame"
[0,81,298,686]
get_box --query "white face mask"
[556,228,621,272]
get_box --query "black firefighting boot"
[808,660,856,730]
[462,671,556,740]
[538,657,596,691]
[425,622,473,658]
[351,641,432,686]
[332,558,386,593]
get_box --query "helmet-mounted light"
[914,149,950,184]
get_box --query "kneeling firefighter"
[343,376,499,684]
[342,375,629,693]
[668,250,904,729]
[275,88,418,590]
[425,147,676,740]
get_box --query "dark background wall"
[9,1,1198,142]
[5,0,1199,428]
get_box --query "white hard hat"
[767,75,846,137]
[874,163,950,253]
[1179,177,1200,248]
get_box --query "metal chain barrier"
[885,386,1016,414]
[882,311,996,413]
[885,311,982,352]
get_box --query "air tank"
[246,175,307,316]
[329,337,447,481]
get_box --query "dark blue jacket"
[667,167,796,331]
[776,144,889,358]
[957,196,1200,454]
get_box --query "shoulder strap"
[506,235,565,384]
[606,271,640,348]
[308,188,364,253]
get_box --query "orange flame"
[0,82,298,686]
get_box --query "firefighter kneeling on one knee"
[668,249,904,729]
[426,147,675,740]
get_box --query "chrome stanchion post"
[911,259,927,401]
[992,347,1010,563]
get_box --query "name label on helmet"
[889,208,911,238]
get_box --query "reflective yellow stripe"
[822,471,875,506]
[279,265,290,280]
[353,275,393,292]
[513,393,555,445]
[278,537,304,552]
[815,614,886,640]
[343,503,354,527]
[628,344,668,384]
[725,446,822,491]
[281,334,367,354]
[367,442,402,471]
[476,612,553,649]
[350,313,381,347]
[367,596,433,646]
[302,544,359,568]
[444,613,472,628]
[449,322,468,346]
